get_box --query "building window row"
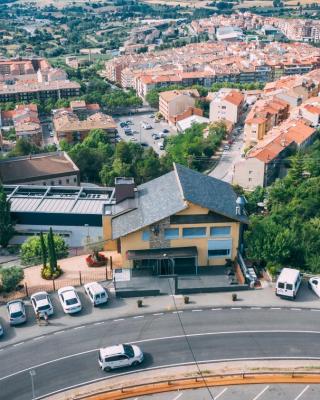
[142,226,231,241]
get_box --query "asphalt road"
[1,309,320,400]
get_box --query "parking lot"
[114,113,177,154]
[136,384,320,400]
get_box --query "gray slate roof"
[111,163,248,239]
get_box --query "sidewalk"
[0,281,319,348]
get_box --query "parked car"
[159,132,167,139]
[152,133,160,140]
[126,120,133,125]
[149,114,155,118]
[308,277,320,297]
[228,140,234,145]
[158,141,164,150]
[84,282,108,306]
[31,291,54,317]
[49,132,54,138]
[130,137,137,142]
[224,145,230,151]
[276,268,301,300]
[58,286,82,314]
[124,128,133,136]
[98,344,144,371]
[120,122,127,128]
[7,300,27,325]
[162,128,169,133]
[0,323,3,337]
[140,142,149,147]
[142,122,152,130]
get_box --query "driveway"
[115,113,177,154]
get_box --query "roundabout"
[1,308,320,400]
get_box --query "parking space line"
[215,387,228,399]
[171,392,183,400]
[252,385,269,400]
[294,385,309,400]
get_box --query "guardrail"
[74,370,320,400]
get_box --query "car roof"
[85,282,105,293]
[58,286,75,294]
[31,291,48,300]
[8,301,24,312]
[100,345,124,358]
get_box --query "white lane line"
[291,308,301,311]
[215,387,228,399]
[94,322,105,325]
[171,392,183,400]
[172,311,183,314]
[153,313,164,316]
[33,336,45,341]
[251,307,261,310]
[53,330,65,335]
[311,309,320,312]
[231,307,242,310]
[113,319,124,322]
[133,316,144,319]
[252,385,269,400]
[191,309,202,312]
[73,326,85,330]
[294,385,310,400]
[13,342,24,347]
[212,308,222,311]
[270,307,281,310]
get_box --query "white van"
[276,268,302,299]
[84,282,108,306]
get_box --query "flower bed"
[86,253,107,268]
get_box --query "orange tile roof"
[304,104,320,115]
[224,90,244,106]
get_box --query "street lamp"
[29,369,36,399]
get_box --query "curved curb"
[75,372,320,400]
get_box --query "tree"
[47,228,57,274]
[0,184,15,248]
[0,267,24,293]
[39,232,47,268]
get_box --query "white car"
[58,286,82,314]
[98,344,144,371]
[308,277,320,297]
[84,282,108,306]
[31,291,54,316]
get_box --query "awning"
[126,246,198,261]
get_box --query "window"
[210,227,231,237]
[58,180,62,185]
[208,239,232,259]
[278,282,285,289]
[74,178,77,183]
[182,227,206,238]
[164,228,179,240]
[142,230,150,241]
[286,284,293,290]
[51,181,54,185]
[66,179,69,184]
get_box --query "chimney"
[236,196,246,216]
[114,177,135,204]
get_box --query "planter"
[137,299,143,308]
[232,293,237,302]
[184,296,189,304]
[86,253,107,268]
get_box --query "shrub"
[266,262,281,279]
[41,265,63,280]
[0,266,24,293]
[21,234,68,266]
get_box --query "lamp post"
[29,369,36,399]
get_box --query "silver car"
[7,300,27,325]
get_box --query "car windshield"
[38,304,50,311]
[123,344,134,358]
[35,294,47,301]
[11,311,23,319]
[66,298,78,306]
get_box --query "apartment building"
[244,98,290,147]
[53,109,117,144]
[0,58,80,102]
[159,89,201,124]
[234,119,316,190]
[210,89,244,125]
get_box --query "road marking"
[215,387,228,399]
[172,311,183,314]
[3,330,320,385]
[94,322,105,325]
[133,316,144,319]
[270,307,281,310]
[13,342,24,347]
[212,308,222,311]
[171,392,183,400]
[294,385,310,400]
[53,330,65,334]
[311,309,320,312]
[73,326,85,330]
[191,309,202,312]
[251,307,261,310]
[231,307,241,310]
[113,319,124,322]
[252,385,269,400]
[291,308,301,311]
[33,336,45,341]
[153,313,164,316]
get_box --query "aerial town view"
[1,0,320,399]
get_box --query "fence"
[0,267,112,303]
